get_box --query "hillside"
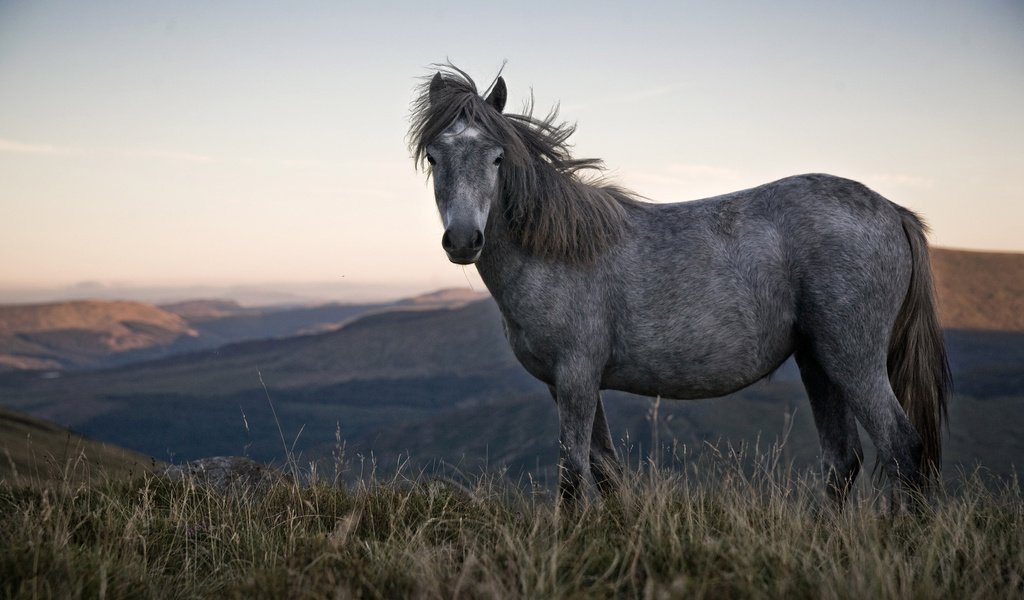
[0,289,487,373]
[0,300,198,371]
[158,298,253,320]
[182,288,487,342]
[0,406,158,486]
[0,298,391,372]
[931,248,1024,331]
[394,287,488,307]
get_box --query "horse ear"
[486,76,507,113]
[429,72,446,104]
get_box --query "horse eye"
[493,154,503,166]
[426,154,436,165]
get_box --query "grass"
[1,443,1022,599]
[0,406,159,488]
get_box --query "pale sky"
[1,1,1022,301]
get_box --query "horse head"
[422,73,507,264]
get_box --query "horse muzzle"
[441,227,484,265]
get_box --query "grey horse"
[408,65,950,508]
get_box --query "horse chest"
[500,314,559,384]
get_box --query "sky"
[1,0,1022,303]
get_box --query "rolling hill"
[0,289,487,373]
[158,298,255,320]
[0,300,198,371]
[0,405,158,487]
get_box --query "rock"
[161,456,289,495]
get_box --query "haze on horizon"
[1,1,1022,303]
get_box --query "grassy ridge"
[0,406,159,488]
[2,448,1021,599]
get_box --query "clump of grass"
[1,447,1021,599]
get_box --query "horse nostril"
[470,230,484,250]
[441,230,455,251]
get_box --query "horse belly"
[602,351,767,399]
[606,230,796,398]
[603,346,788,398]
[602,308,795,399]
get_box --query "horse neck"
[475,205,530,302]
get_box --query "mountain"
[179,288,487,343]
[0,289,487,373]
[0,300,198,371]
[394,288,488,307]
[159,299,253,320]
[0,300,539,467]
[0,405,158,487]
[931,248,1024,331]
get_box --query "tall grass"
[1,444,1021,599]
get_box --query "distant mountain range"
[0,248,1020,482]
[0,288,486,372]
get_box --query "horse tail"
[887,206,951,478]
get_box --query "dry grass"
[0,406,160,489]
[1,445,1021,600]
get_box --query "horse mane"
[408,64,640,263]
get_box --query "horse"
[408,65,950,508]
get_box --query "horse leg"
[813,351,924,509]
[550,367,600,510]
[796,236,924,509]
[549,387,621,498]
[589,398,622,497]
[848,376,923,510]
[795,349,864,507]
